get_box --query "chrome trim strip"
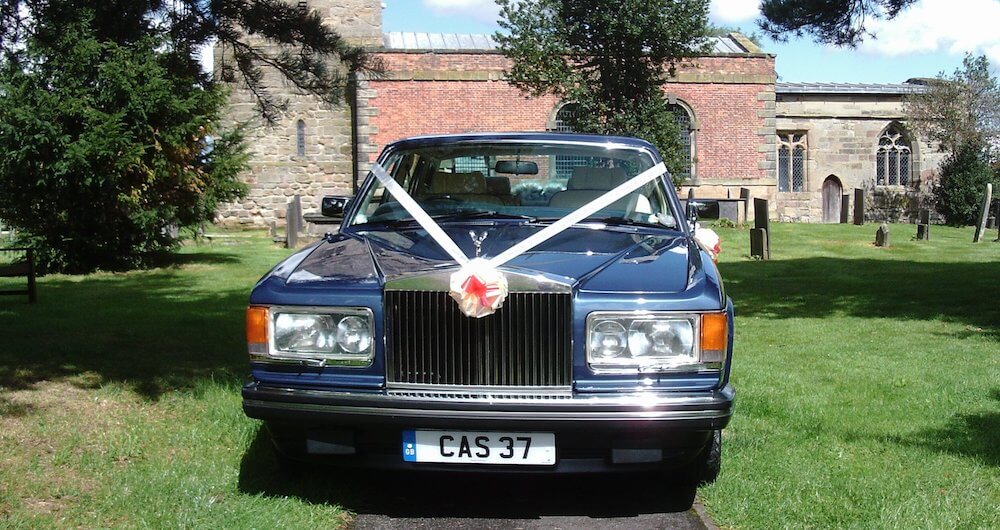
[386,383,573,396]
[384,268,573,293]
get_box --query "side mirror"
[321,195,352,217]
[686,201,701,230]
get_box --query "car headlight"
[586,311,727,373]
[246,306,374,367]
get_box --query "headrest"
[485,176,512,195]
[431,171,487,194]
[567,167,628,190]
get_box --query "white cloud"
[860,0,1000,64]
[422,0,501,24]
[709,0,760,24]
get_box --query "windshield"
[347,141,678,229]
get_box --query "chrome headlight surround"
[249,306,375,367]
[586,311,726,374]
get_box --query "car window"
[349,142,676,228]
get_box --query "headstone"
[750,228,769,259]
[751,197,770,259]
[916,208,930,241]
[996,200,1000,242]
[285,195,303,248]
[840,194,850,224]
[875,223,890,247]
[853,188,865,225]
[973,183,992,243]
[739,187,751,224]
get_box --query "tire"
[265,423,309,474]
[686,430,722,486]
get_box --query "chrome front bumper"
[243,382,735,426]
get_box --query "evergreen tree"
[0,13,249,272]
[758,0,918,47]
[494,0,710,188]
[0,1,378,272]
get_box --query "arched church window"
[876,125,911,186]
[295,119,306,157]
[553,103,579,132]
[777,132,807,192]
[667,103,694,180]
[551,103,591,179]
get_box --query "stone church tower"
[216,0,382,226]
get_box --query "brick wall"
[367,51,776,199]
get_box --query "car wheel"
[687,430,722,486]
[266,423,309,473]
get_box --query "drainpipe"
[348,71,360,196]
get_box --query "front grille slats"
[386,291,572,387]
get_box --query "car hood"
[279,223,699,294]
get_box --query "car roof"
[384,132,658,153]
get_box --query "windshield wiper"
[383,210,537,226]
[585,216,676,229]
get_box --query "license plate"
[402,430,556,465]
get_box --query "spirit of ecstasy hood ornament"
[469,230,488,258]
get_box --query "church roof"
[776,82,928,95]
[381,32,758,54]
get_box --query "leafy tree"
[0,14,249,272]
[905,54,1000,155]
[758,0,918,46]
[495,0,710,187]
[933,141,998,226]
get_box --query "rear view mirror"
[495,160,539,175]
[321,195,352,217]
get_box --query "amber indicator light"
[246,306,269,345]
[701,313,728,352]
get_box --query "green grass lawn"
[0,223,997,528]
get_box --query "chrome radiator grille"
[385,291,572,387]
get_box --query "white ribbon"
[369,161,668,268]
[371,164,470,266]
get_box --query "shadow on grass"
[237,426,699,521]
[721,257,1000,338]
[891,389,1000,467]
[0,251,255,401]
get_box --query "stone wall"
[215,0,381,227]
[775,93,947,222]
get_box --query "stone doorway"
[822,176,843,223]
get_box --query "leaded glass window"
[876,125,911,186]
[667,104,693,179]
[295,119,306,157]
[777,132,807,192]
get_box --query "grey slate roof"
[776,82,928,95]
[382,32,753,54]
[383,32,499,51]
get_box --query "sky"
[383,0,1000,84]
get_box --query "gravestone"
[286,195,303,248]
[853,188,865,225]
[840,194,850,224]
[875,223,890,247]
[750,228,768,259]
[739,187,751,224]
[916,208,931,241]
[751,197,770,259]
[973,183,992,243]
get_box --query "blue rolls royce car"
[243,132,734,483]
